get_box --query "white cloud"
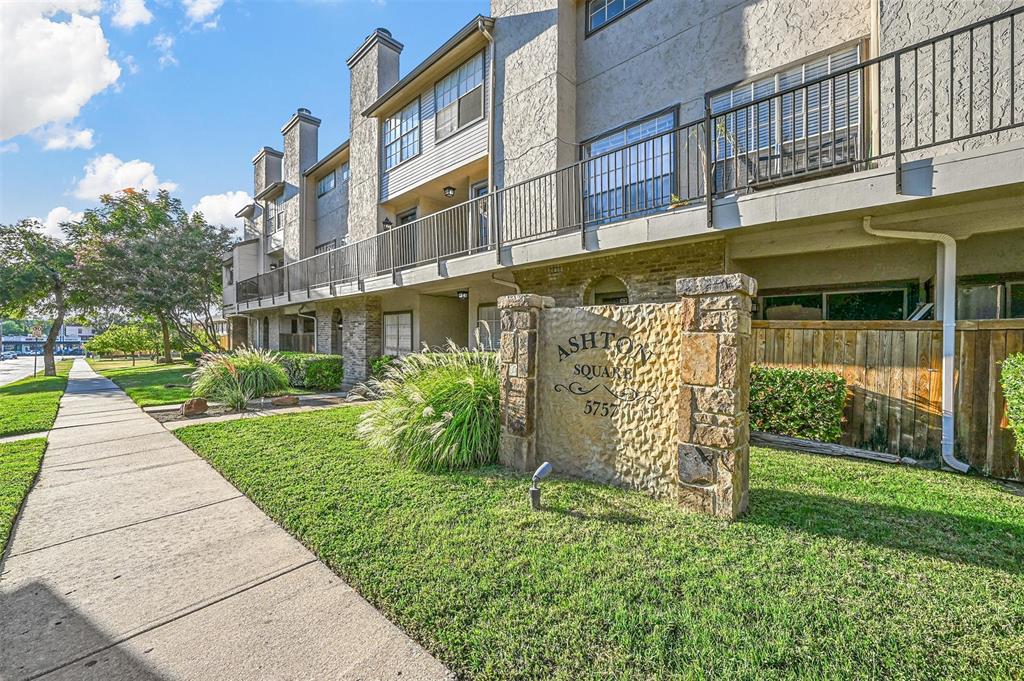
[123,54,140,75]
[33,121,95,150]
[74,153,177,200]
[182,0,222,28]
[36,206,85,239]
[150,32,177,68]
[0,2,120,140]
[112,0,153,29]
[0,142,18,154]
[192,191,250,236]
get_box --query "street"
[0,355,67,388]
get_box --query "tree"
[85,324,158,365]
[0,220,84,375]
[67,190,233,362]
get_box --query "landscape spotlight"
[530,461,552,510]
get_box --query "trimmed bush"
[190,347,288,406]
[371,354,397,379]
[750,365,847,443]
[1001,353,1024,457]
[304,356,344,391]
[358,343,499,471]
[182,351,202,363]
[278,352,344,390]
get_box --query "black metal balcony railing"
[234,7,1022,306]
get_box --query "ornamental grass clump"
[190,347,288,407]
[357,341,500,471]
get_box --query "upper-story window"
[317,171,335,197]
[583,110,676,158]
[587,0,651,33]
[384,99,421,170]
[338,162,350,185]
[435,52,485,141]
[710,45,861,153]
[265,195,285,234]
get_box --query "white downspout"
[296,308,318,354]
[490,273,520,294]
[479,18,495,199]
[863,216,969,473]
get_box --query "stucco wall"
[419,294,470,348]
[315,171,350,248]
[575,0,871,141]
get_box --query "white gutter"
[862,216,970,473]
[295,308,318,354]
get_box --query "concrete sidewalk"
[0,359,449,681]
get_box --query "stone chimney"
[281,107,321,260]
[346,28,403,243]
[252,146,283,199]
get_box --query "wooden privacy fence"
[752,320,1024,482]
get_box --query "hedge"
[749,365,847,443]
[277,352,344,391]
[1001,353,1024,458]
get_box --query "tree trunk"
[43,285,66,376]
[157,311,172,363]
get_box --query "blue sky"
[0,0,487,235]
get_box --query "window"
[338,162,350,184]
[435,52,485,140]
[958,284,1001,320]
[762,288,908,321]
[383,311,413,355]
[476,304,500,351]
[397,208,417,226]
[709,45,861,185]
[317,171,335,197]
[384,99,420,170]
[587,0,650,33]
[225,265,234,285]
[266,195,285,234]
[1009,282,1024,318]
[314,240,336,255]
[582,110,677,224]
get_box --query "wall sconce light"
[457,290,469,301]
[382,217,393,229]
[530,461,552,510]
[443,185,456,198]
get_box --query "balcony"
[235,7,1023,307]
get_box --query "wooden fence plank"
[970,329,992,472]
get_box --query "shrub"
[750,365,847,443]
[358,343,500,471]
[370,355,397,379]
[190,347,288,404]
[182,351,202,363]
[1001,353,1024,458]
[278,352,344,390]
[304,356,344,391]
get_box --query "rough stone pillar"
[497,294,553,471]
[675,274,756,520]
[340,296,382,390]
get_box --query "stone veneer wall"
[512,238,726,307]
[498,274,755,520]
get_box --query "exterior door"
[471,181,488,249]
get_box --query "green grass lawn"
[0,361,73,438]
[0,438,46,556]
[175,408,1024,680]
[90,358,313,408]
[88,358,195,407]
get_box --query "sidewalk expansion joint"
[7,495,244,558]
[23,558,320,681]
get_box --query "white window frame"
[384,99,421,171]
[383,311,413,356]
[265,195,285,234]
[435,52,485,142]
[587,0,650,34]
[709,44,862,159]
[317,171,335,197]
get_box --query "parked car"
[1,350,18,360]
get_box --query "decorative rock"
[271,395,300,407]
[180,398,208,416]
[675,273,757,297]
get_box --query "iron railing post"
[389,230,397,285]
[894,53,903,194]
[435,218,443,276]
[704,99,714,229]
[578,163,586,250]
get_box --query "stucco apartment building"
[222,0,1024,391]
